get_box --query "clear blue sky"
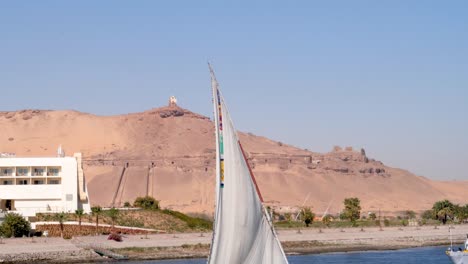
[1,1,467,180]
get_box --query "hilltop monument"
[169,96,177,107]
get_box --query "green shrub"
[0,213,31,238]
[421,210,434,220]
[404,210,416,219]
[384,218,390,227]
[322,214,332,227]
[134,196,160,210]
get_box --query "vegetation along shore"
[1,197,467,263]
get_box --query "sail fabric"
[208,70,288,264]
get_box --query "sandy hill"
[1,106,467,217]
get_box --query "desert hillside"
[1,106,467,216]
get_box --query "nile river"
[117,246,453,263]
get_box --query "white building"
[0,153,91,219]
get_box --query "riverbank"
[1,224,467,263]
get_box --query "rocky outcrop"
[359,168,386,174]
[0,109,46,119]
[159,108,185,118]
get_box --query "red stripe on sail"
[238,141,264,203]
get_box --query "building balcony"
[0,167,14,177]
[32,167,45,176]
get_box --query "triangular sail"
[208,65,288,264]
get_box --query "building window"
[33,180,44,185]
[0,167,13,176]
[17,180,28,185]
[32,167,45,176]
[16,168,29,176]
[2,180,13,185]
[48,179,60,185]
[47,167,60,176]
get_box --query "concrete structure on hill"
[169,96,177,107]
[0,153,91,219]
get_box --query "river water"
[115,246,454,263]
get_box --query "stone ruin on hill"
[159,96,185,118]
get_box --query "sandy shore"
[1,224,467,263]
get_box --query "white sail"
[208,65,289,264]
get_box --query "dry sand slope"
[1,106,467,215]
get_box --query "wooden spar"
[238,141,264,203]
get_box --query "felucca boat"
[207,64,289,264]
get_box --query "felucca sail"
[207,64,289,264]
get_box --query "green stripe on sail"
[219,135,224,154]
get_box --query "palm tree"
[437,207,454,225]
[432,200,455,224]
[107,208,120,230]
[91,206,102,235]
[453,204,468,223]
[55,212,68,238]
[300,207,315,227]
[75,209,84,231]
